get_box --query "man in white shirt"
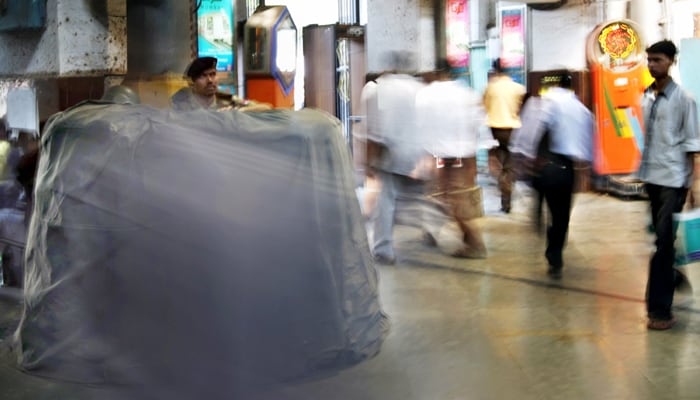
[368,72,426,264]
[532,72,594,279]
[415,71,487,258]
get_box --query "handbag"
[673,208,700,265]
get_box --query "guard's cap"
[185,57,218,79]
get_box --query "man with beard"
[172,57,270,112]
[172,57,232,111]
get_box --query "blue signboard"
[197,0,235,72]
[0,0,46,31]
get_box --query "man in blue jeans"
[639,40,700,330]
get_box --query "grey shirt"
[638,80,700,188]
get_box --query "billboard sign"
[198,0,235,72]
[446,0,470,68]
[499,4,526,84]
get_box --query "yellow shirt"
[483,75,526,129]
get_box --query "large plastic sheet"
[9,102,389,398]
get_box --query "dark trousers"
[533,154,575,268]
[645,184,687,320]
[491,128,513,211]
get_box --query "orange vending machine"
[586,20,647,195]
[244,6,296,108]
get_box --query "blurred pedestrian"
[368,71,426,264]
[355,72,383,217]
[639,40,700,330]
[416,70,487,258]
[483,58,525,213]
[527,72,593,279]
[510,93,547,232]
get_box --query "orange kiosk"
[244,6,296,108]
[586,20,648,195]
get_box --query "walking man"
[483,58,525,213]
[533,72,594,279]
[639,40,700,330]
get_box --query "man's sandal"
[647,317,676,330]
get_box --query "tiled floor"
[1,176,700,399]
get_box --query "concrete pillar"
[604,0,629,22]
[58,0,127,76]
[629,0,663,45]
[470,0,489,43]
[123,0,193,107]
[126,0,192,77]
[0,0,126,78]
[366,0,435,73]
[0,0,126,120]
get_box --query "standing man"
[639,40,700,330]
[172,56,269,112]
[533,72,594,279]
[172,57,225,111]
[483,58,526,213]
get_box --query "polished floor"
[2,176,700,400]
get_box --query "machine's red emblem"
[598,23,638,59]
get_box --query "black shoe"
[547,264,562,279]
[545,250,563,269]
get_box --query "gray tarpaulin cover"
[10,102,389,398]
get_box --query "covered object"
[9,102,388,398]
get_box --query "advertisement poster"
[500,7,524,70]
[198,0,235,72]
[445,0,470,68]
[499,5,525,84]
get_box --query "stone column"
[604,0,628,21]
[122,0,193,107]
[366,0,435,73]
[629,0,663,45]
